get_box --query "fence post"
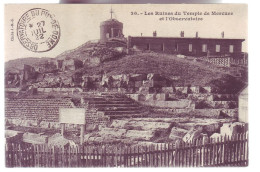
[164,143,167,167]
[245,132,248,166]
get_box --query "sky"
[5,4,247,61]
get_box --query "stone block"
[138,87,150,94]
[44,88,52,93]
[170,76,181,81]
[48,133,73,147]
[135,81,143,87]
[147,73,154,80]
[125,130,154,141]
[37,88,44,92]
[118,88,127,93]
[145,94,155,101]
[203,123,221,133]
[127,121,171,130]
[23,132,48,144]
[147,73,164,81]
[210,133,223,142]
[138,94,146,101]
[193,109,221,117]
[161,87,174,93]
[100,128,127,139]
[149,87,161,94]
[130,74,147,81]
[169,127,188,141]
[126,88,135,93]
[155,93,168,101]
[167,100,191,108]
[127,94,140,101]
[175,87,188,94]
[182,126,203,142]
[112,80,121,87]
[153,80,167,87]
[188,94,214,101]
[140,99,191,108]
[110,119,129,128]
[127,81,135,88]
[200,86,212,93]
[39,121,50,128]
[143,80,154,87]
[189,86,200,93]
[220,109,238,118]
[220,122,247,137]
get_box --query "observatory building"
[100,9,123,42]
[99,9,245,58]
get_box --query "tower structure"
[100,8,123,42]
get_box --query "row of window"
[145,43,235,53]
[190,44,234,53]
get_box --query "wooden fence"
[6,132,248,167]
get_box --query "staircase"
[84,93,147,118]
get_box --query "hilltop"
[5,40,247,94]
[77,52,247,92]
[5,57,52,71]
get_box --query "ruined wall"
[206,57,231,67]
[23,65,36,81]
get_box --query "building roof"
[129,36,245,42]
[100,18,123,26]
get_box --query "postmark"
[17,8,60,52]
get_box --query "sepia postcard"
[4,4,248,167]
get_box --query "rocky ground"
[6,115,243,147]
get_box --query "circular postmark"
[17,8,60,52]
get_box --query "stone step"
[88,101,134,105]
[83,93,144,118]
[97,106,142,111]
[108,113,148,119]
[85,97,128,101]
[104,110,143,115]
[91,104,139,108]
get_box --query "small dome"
[100,19,123,27]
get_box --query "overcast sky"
[5,4,247,61]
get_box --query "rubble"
[220,122,247,137]
[169,127,188,141]
[48,133,76,147]
[5,130,23,142]
[99,128,127,138]
[182,126,203,143]
[125,130,155,141]
[23,132,48,144]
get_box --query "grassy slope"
[80,52,247,88]
[5,57,52,71]
[5,49,247,93]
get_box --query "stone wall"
[193,109,238,118]
[140,99,192,109]
[206,57,231,67]
[37,87,83,94]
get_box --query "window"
[146,43,150,50]
[161,43,164,51]
[229,45,234,53]
[216,45,220,52]
[175,43,178,51]
[189,44,192,52]
[202,44,207,52]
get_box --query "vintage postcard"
[4,4,248,167]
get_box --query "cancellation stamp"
[17,8,60,52]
